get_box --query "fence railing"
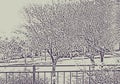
[0,64,120,84]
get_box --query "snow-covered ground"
[0,54,119,72]
[0,54,119,84]
[0,54,119,65]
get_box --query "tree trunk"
[52,62,56,84]
[47,49,57,84]
[100,51,104,68]
[100,51,104,63]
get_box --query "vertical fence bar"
[6,72,7,84]
[38,72,39,80]
[38,72,39,84]
[57,72,59,84]
[51,72,52,84]
[113,66,115,84]
[33,65,36,84]
[70,72,71,84]
[44,72,46,84]
[63,72,65,84]
[19,72,21,84]
[76,72,78,84]
[89,66,91,84]
[82,71,84,84]
[26,72,27,84]
[13,73,14,84]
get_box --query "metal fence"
[0,64,120,84]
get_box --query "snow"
[0,53,119,84]
[0,54,119,72]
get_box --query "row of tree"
[17,0,120,83]
[0,0,120,84]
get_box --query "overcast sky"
[0,0,55,38]
[0,0,90,38]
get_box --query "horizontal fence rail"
[1,64,120,67]
[0,65,119,84]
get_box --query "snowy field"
[0,54,119,84]
[0,54,119,72]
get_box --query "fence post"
[70,72,71,84]
[113,66,115,84]
[6,72,7,84]
[82,71,84,84]
[76,72,78,84]
[33,65,36,84]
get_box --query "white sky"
[0,0,54,38]
[0,0,92,38]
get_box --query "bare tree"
[77,0,117,65]
[22,2,83,84]
[20,0,118,83]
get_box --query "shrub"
[0,73,49,84]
